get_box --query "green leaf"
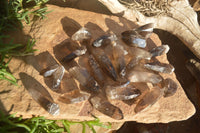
[14,123,31,131]
[0,76,18,86]
[0,70,17,81]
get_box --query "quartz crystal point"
[163,78,178,97]
[58,89,90,104]
[40,64,65,90]
[92,48,117,81]
[121,23,153,48]
[127,58,139,70]
[128,71,163,84]
[135,23,154,32]
[150,45,170,57]
[69,66,100,92]
[40,64,59,77]
[88,55,105,85]
[121,30,146,48]
[186,59,200,82]
[20,73,60,115]
[90,96,123,120]
[29,88,60,115]
[62,46,87,62]
[106,82,141,100]
[52,65,65,90]
[134,86,164,113]
[144,62,175,74]
[92,34,117,47]
[113,45,127,78]
[129,47,152,60]
[135,23,154,38]
[71,27,91,42]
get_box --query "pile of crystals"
[39,23,178,120]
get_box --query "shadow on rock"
[61,16,82,38]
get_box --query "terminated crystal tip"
[135,23,154,32]
[144,62,175,74]
[163,78,178,97]
[71,27,91,42]
[134,86,163,113]
[58,90,90,104]
[47,103,60,115]
[52,65,65,90]
[40,64,59,77]
[92,34,117,47]
[69,66,100,92]
[62,46,87,62]
[150,45,170,57]
[106,83,141,100]
[74,46,87,56]
[121,30,147,48]
[40,65,65,91]
[128,71,163,84]
[90,96,123,120]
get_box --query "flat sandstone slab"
[0,5,195,123]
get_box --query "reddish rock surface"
[0,5,195,124]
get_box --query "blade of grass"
[30,117,39,133]
[62,120,71,133]
[0,70,17,81]
[82,123,86,133]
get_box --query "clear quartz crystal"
[135,23,154,38]
[135,23,154,32]
[92,34,117,47]
[32,92,60,115]
[90,96,123,120]
[121,23,154,48]
[58,89,90,104]
[62,46,87,62]
[106,82,141,100]
[134,86,164,113]
[121,30,147,48]
[69,66,100,92]
[74,46,87,56]
[132,38,146,48]
[88,55,105,84]
[144,62,174,74]
[71,27,91,41]
[163,78,178,97]
[150,45,170,57]
[92,48,117,81]
[129,47,152,60]
[41,64,59,77]
[113,44,127,78]
[24,76,60,115]
[47,103,60,115]
[52,65,65,90]
[41,64,65,90]
[127,58,139,70]
[128,71,163,84]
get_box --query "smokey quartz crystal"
[36,23,178,119]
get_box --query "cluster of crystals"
[40,23,178,119]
